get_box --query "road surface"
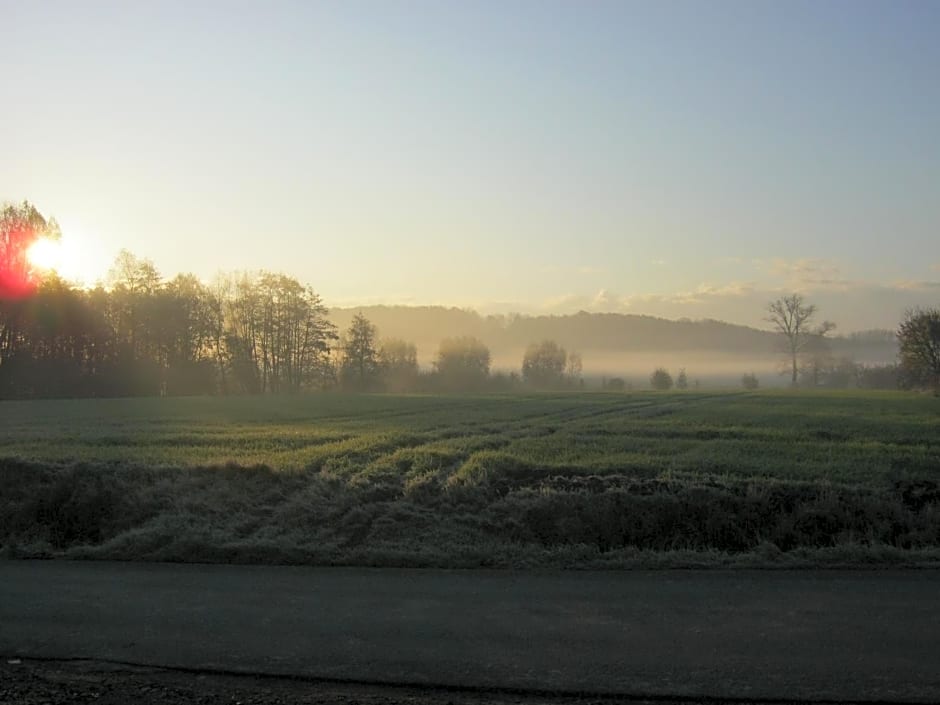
[2,561,939,702]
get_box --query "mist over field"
[329,306,898,385]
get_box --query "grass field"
[2,391,939,567]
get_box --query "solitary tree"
[897,307,940,392]
[766,294,817,386]
[435,336,490,391]
[650,368,673,390]
[676,368,688,390]
[522,340,567,388]
[340,313,380,390]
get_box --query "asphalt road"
[2,561,939,702]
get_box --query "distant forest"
[0,246,901,399]
[329,306,897,364]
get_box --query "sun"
[26,238,63,272]
[25,225,109,286]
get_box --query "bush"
[741,372,759,390]
[650,368,673,390]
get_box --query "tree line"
[2,201,938,397]
[0,262,589,398]
[0,253,339,398]
[0,198,587,397]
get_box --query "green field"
[2,391,939,567]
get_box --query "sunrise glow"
[25,228,109,286]
[26,238,60,272]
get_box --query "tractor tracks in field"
[348,393,744,484]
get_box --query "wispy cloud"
[534,278,940,331]
[765,257,842,285]
[891,279,940,291]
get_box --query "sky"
[3,0,939,330]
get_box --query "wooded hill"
[329,306,898,374]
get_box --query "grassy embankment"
[2,391,939,567]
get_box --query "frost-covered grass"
[2,391,939,567]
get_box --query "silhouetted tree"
[897,307,940,392]
[741,372,759,390]
[106,250,164,394]
[435,336,490,391]
[340,313,380,391]
[522,340,567,389]
[246,272,337,393]
[766,294,818,386]
[161,273,219,395]
[0,242,342,399]
[650,368,673,390]
[1,200,60,300]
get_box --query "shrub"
[650,368,673,390]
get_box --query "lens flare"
[26,238,62,272]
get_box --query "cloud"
[534,278,940,331]
[591,288,621,308]
[625,282,756,307]
[891,279,940,291]
[764,257,847,288]
[539,282,755,315]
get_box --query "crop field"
[2,391,939,567]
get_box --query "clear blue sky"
[4,0,939,328]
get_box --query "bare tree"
[766,294,817,386]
